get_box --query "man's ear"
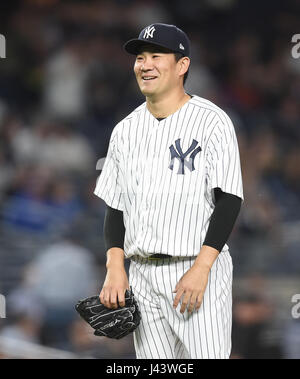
[178,56,190,76]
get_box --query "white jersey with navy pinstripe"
[94,95,243,259]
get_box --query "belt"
[147,253,173,260]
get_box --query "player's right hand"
[99,266,129,309]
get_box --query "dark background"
[0,0,300,359]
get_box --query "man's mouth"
[142,76,157,81]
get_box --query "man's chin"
[139,87,157,97]
[137,81,157,96]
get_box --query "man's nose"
[141,58,154,71]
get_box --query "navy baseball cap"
[124,23,191,57]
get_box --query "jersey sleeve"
[206,113,244,201]
[94,126,125,211]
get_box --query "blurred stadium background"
[0,0,300,359]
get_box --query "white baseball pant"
[129,252,233,359]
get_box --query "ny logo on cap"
[143,26,156,39]
[169,139,202,175]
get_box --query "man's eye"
[153,55,160,58]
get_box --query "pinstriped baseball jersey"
[94,95,243,258]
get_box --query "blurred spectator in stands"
[265,144,300,274]
[11,118,95,174]
[184,51,219,102]
[231,293,282,359]
[0,165,83,238]
[10,117,52,166]
[0,288,45,344]
[0,150,14,203]
[22,229,101,349]
[1,165,55,235]
[47,174,83,235]
[230,127,282,274]
[231,273,283,359]
[71,176,107,263]
[223,33,264,111]
[273,95,300,150]
[43,33,92,119]
[0,113,23,166]
[266,145,300,223]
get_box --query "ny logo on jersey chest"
[169,138,201,175]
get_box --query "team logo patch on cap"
[179,43,185,50]
[143,26,156,39]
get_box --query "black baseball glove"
[75,287,141,339]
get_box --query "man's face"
[134,45,183,98]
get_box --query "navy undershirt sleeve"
[203,188,242,252]
[103,188,242,253]
[103,205,125,251]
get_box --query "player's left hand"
[172,264,210,314]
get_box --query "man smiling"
[134,44,190,110]
[94,23,244,359]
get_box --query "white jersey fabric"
[94,95,243,258]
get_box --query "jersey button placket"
[138,121,157,244]
[141,121,159,247]
[143,122,158,210]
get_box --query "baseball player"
[95,23,243,359]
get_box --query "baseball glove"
[75,287,141,339]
